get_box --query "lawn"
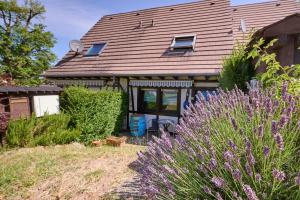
[0,143,145,200]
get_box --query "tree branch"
[1,10,8,27]
[25,8,32,29]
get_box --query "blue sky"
[39,0,270,61]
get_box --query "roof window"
[171,35,196,50]
[86,43,107,56]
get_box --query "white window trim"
[170,34,197,50]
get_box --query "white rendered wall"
[33,95,60,117]
[180,89,192,115]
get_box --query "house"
[43,0,300,129]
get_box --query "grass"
[0,143,145,200]
[84,169,104,183]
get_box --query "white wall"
[33,95,60,117]
[129,87,138,111]
[180,88,192,115]
[120,78,128,91]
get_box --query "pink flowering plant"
[137,83,300,199]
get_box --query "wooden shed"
[0,86,63,119]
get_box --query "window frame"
[138,87,181,116]
[170,34,197,50]
[85,42,107,57]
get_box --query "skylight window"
[171,35,196,50]
[86,43,107,56]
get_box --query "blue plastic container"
[130,114,146,137]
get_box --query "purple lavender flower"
[209,158,218,170]
[232,168,242,181]
[203,186,212,195]
[255,173,262,182]
[216,192,223,200]
[271,120,277,135]
[278,115,289,128]
[265,98,272,113]
[233,191,238,198]
[242,184,259,200]
[245,138,252,152]
[281,82,288,101]
[163,165,176,175]
[211,176,225,188]
[272,169,286,181]
[247,152,256,166]
[224,150,235,163]
[231,117,238,130]
[246,104,254,119]
[257,125,264,138]
[228,140,237,150]
[224,162,232,172]
[274,133,284,151]
[245,162,253,176]
[295,172,300,186]
[263,146,270,157]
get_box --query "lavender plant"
[137,84,300,200]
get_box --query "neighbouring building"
[43,0,300,128]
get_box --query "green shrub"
[60,87,128,143]
[248,38,300,96]
[6,114,80,147]
[219,42,255,91]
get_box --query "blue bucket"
[130,114,146,137]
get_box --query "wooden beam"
[188,76,194,80]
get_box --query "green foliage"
[0,0,56,85]
[6,114,80,147]
[219,42,255,91]
[60,87,128,144]
[248,38,300,96]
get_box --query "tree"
[219,42,255,91]
[0,0,56,85]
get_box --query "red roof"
[44,0,300,78]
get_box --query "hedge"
[6,114,80,147]
[60,87,128,143]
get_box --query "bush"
[248,38,300,96]
[6,114,80,147]
[219,42,255,91]
[137,84,300,199]
[60,87,128,143]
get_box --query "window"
[86,43,106,56]
[171,35,196,50]
[161,89,178,111]
[138,88,179,116]
[141,89,158,111]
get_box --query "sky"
[39,0,270,61]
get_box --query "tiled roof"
[44,0,233,77]
[232,0,300,42]
[44,0,300,78]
